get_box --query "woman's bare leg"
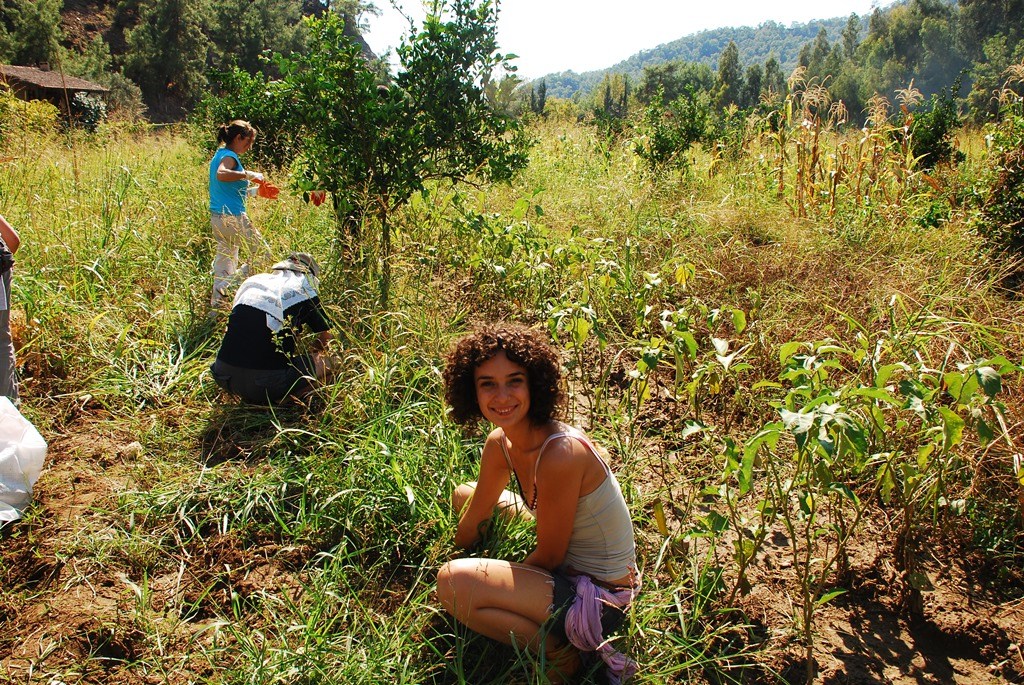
[436,558,580,681]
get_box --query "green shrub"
[976,84,1024,271]
[0,84,60,140]
[910,80,963,169]
[633,86,711,170]
[70,91,107,132]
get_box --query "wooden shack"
[0,64,109,112]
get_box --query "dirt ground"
[3,414,1024,684]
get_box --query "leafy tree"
[957,0,1024,63]
[857,0,963,101]
[592,72,630,120]
[530,78,547,115]
[842,13,862,60]
[715,40,743,110]
[124,0,210,114]
[638,60,714,105]
[0,0,64,66]
[741,63,763,109]
[967,37,1024,121]
[799,27,832,78]
[65,36,147,120]
[270,2,529,303]
[763,54,786,98]
[977,65,1024,285]
[207,0,306,74]
[195,67,300,168]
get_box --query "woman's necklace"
[507,427,553,510]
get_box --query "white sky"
[364,0,898,80]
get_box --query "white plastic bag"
[0,396,47,522]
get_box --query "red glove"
[257,182,280,200]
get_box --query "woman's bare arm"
[0,214,21,253]
[454,430,512,549]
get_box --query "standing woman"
[208,120,274,308]
[438,324,640,684]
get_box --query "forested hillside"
[1,0,1021,127]
[0,0,369,119]
[540,16,853,100]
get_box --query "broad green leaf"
[779,341,800,365]
[798,491,814,516]
[738,437,756,495]
[917,441,935,470]
[695,511,728,534]
[877,462,895,504]
[733,538,756,565]
[976,416,994,446]
[511,197,529,220]
[731,308,747,334]
[829,482,860,505]
[745,425,783,459]
[939,407,965,451]
[852,386,900,406]
[943,371,965,403]
[975,366,1002,399]
[875,363,908,388]
[675,331,697,360]
[571,316,591,348]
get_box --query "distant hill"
[538,15,854,100]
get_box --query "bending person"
[208,119,276,308]
[210,253,332,405]
[437,324,640,684]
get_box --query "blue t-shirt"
[209,147,247,215]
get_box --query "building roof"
[0,65,109,93]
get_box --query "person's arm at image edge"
[0,215,21,253]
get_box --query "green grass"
[1,113,1022,684]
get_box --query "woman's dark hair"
[217,119,256,146]
[443,324,563,427]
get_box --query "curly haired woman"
[438,324,640,684]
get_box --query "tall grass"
[1,113,1021,684]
